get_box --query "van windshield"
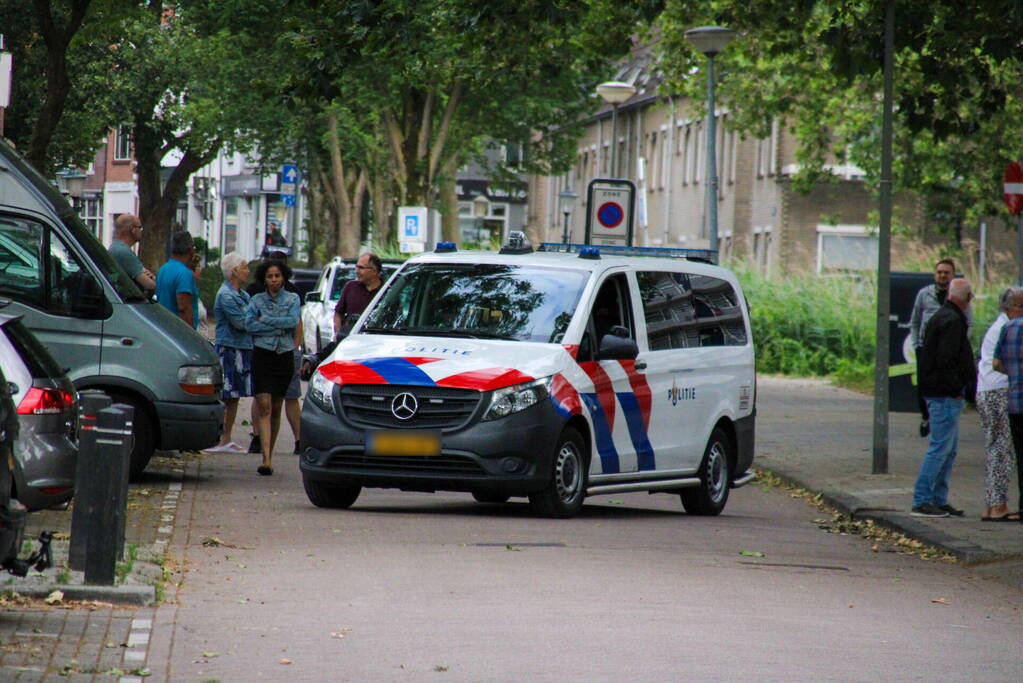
[362,263,588,343]
[62,214,145,302]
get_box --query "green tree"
[657,0,1023,241]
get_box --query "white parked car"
[300,257,401,353]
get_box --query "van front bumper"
[154,400,224,451]
[299,397,563,496]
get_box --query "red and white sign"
[1003,162,1023,215]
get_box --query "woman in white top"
[976,287,1020,521]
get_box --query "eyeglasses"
[355,265,375,271]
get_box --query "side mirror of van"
[597,333,638,361]
[305,291,322,303]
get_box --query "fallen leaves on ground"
[44,590,63,605]
[201,536,248,549]
[331,628,352,639]
[931,597,951,605]
[280,658,293,665]
[739,550,765,558]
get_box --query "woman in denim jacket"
[246,260,301,475]
[209,252,254,454]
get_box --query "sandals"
[980,511,1021,522]
[257,465,274,476]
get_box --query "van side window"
[637,271,747,349]
[0,215,46,309]
[581,273,634,361]
[0,214,100,317]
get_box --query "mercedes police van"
[299,235,755,518]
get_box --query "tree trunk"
[438,157,460,244]
[134,121,219,271]
[370,177,395,246]
[26,0,93,173]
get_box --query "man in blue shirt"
[156,231,199,329]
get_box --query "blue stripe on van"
[356,357,438,386]
[617,392,655,471]
[581,392,619,474]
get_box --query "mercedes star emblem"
[391,392,419,420]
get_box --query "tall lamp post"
[472,193,490,245]
[596,81,637,177]
[685,25,735,263]
[558,189,578,244]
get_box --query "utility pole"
[0,35,11,138]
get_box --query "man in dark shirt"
[332,252,383,336]
[911,277,975,518]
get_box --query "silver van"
[0,139,224,477]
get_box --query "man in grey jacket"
[909,259,964,437]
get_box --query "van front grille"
[339,384,480,430]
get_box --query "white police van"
[299,235,755,517]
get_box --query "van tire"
[472,492,510,504]
[529,427,587,518]
[680,427,731,516]
[303,475,361,509]
[111,394,155,480]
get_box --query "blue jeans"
[913,397,963,507]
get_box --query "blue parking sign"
[404,215,420,237]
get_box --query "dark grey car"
[0,313,77,510]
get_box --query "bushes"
[734,262,875,379]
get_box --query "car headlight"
[308,371,336,414]
[482,377,550,421]
[178,364,223,395]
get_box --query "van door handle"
[634,360,647,371]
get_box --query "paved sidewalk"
[0,453,198,681]
[756,376,1023,592]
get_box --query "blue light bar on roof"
[538,243,717,261]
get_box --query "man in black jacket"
[912,278,975,518]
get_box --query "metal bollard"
[113,405,133,561]
[84,406,132,586]
[68,391,111,571]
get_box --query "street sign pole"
[1002,161,1023,284]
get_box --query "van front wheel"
[529,427,587,518]
[680,428,731,516]
[303,475,361,509]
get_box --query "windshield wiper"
[361,326,415,335]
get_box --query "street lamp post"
[558,189,578,243]
[472,193,490,246]
[596,81,637,178]
[685,25,735,263]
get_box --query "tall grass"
[733,243,1013,389]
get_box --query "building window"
[114,125,132,161]
[73,196,103,236]
[816,225,877,275]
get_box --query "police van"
[299,235,755,517]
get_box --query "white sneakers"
[205,441,247,454]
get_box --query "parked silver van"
[0,139,224,477]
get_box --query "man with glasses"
[911,277,975,518]
[333,252,383,337]
[108,213,155,293]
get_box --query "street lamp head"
[558,189,579,215]
[596,81,637,105]
[684,26,736,57]
[472,193,490,218]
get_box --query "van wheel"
[529,427,587,518]
[303,475,361,509]
[111,394,154,480]
[472,492,510,504]
[681,427,731,516]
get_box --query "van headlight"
[178,364,223,395]
[309,371,336,414]
[482,377,550,421]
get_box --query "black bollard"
[112,404,133,561]
[68,391,111,571]
[84,406,130,586]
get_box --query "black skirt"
[252,346,296,397]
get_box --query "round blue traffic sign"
[597,202,624,229]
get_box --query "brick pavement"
[0,452,199,682]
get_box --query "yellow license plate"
[367,430,441,456]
